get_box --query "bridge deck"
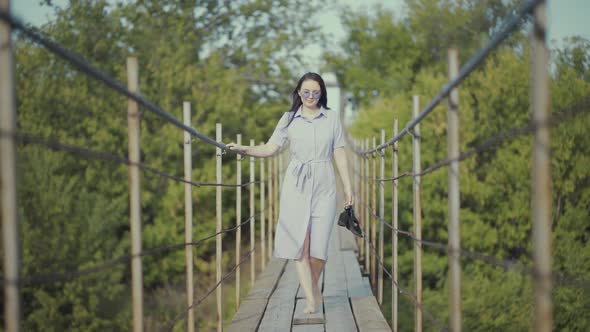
[227,220,391,332]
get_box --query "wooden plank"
[258,261,299,331]
[297,271,323,299]
[342,251,372,298]
[293,324,325,332]
[258,296,296,332]
[226,297,269,332]
[323,252,347,298]
[350,296,391,332]
[227,257,287,332]
[293,298,325,325]
[324,296,357,332]
[339,226,358,251]
[243,257,287,300]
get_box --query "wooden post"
[447,48,462,332]
[260,148,266,269]
[392,119,399,332]
[364,138,370,275]
[531,2,552,331]
[278,150,283,191]
[267,157,273,260]
[412,96,423,332]
[215,123,223,332]
[250,140,256,286]
[355,140,363,257]
[235,134,242,308]
[371,137,377,289]
[126,57,144,332]
[0,1,21,329]
[378,130,385,305]
[359,140,365,262]
[273,155,279,250]
[182,102,195,332]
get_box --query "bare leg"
[310,257,326,305]
[294,224,317,313]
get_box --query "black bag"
[338,206,363,238]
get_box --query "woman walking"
[227,72,353,314]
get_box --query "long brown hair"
[285,72,330,127]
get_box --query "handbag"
[338,205,363,238]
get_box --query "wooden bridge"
[228,211,390,332]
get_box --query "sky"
[10,0,590,120]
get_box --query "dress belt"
[291,158,331,193]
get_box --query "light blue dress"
[268,106,345,261]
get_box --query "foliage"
[329,1,590,331]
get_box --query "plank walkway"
[227,219,391,332]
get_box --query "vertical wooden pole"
[215,124,223,332]
[126,57,144,332]
[412,96,423,332]
[250,140,256,286]
[359,140,365,262]
[273,155,279,250]
[278,150,283,191]
[260,148,266,269]
[235,134,242,308]
[531,2,552,331]
[364,139,370,275]
[267,157,273,260]
[378,130,385,305]
[183,102,195,332]
[447,48,462,332]
[392,119,399,332]
[353,140,364,257]
[371,137,377,289]
[0,1,21,329]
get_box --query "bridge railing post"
[260,145,266,269]
[126,57,144,332]
[182,102,195,332]
[378,130,385,305]
[1,0,21,329]
[371,137,377,290]
[250,139,256,286]
[358,140,365,264]
[412,95,423,332]
[267,156,273,261]
[531,1,552,331]
[215,123,223,332]
[364,138,370,276]
[391,118,399,332]
[447,48,462,332]
[235,134,242,308]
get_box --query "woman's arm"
[333,147,354,207]
[226,142,280,158]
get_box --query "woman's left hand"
[344,191,354,208]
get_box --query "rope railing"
[160,248,256,332]
[0,9,293,332]
[355,0,541,155]
[367,240,447,332]
[1,210,266,287]
[344,1,575,332]
[0,10,241,155]
[360,202,590,291]
[0,129,261,188]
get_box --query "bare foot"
[303,304,316,314]
[313,284,323,307]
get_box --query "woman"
[227,72,353,314]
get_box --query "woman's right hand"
[226,142,248,153]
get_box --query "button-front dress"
[268,106,345,261]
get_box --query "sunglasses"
[300,90,321,100]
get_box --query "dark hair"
[285,72,330,127]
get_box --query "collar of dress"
[294,106,327,119]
